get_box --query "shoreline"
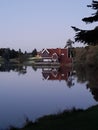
[9,104,98,130]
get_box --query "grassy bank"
[10,105,98,130]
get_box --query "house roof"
[41,48,67,56]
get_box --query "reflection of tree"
[86,68,98,101]
[67,73,75,88]
[0,62,11,72]
[75,66,98,101]
[89,88,98,101]
[17,66,27,75]
[32,65,37,71]
[74,66,87,83]
[86,70,98,88]
[0,63,27,75]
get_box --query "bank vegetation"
[73,45,98,68]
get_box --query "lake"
[0,63,98,129]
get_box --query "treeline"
[0,48,37,62]
[73,45,98,68]
[0,48,37,59]
[0,48,19,59]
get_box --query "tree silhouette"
[32,48,37,57]
[72,0,98,45]
[82,0,98,23]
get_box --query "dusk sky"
[0,0,96,52]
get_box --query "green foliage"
[72,26,98,45]
[0,48,19,59]
[32,49,37,57]
[86,45,98,66]
[82,0,98,23]
[72,1,98,45]
[73,47,87,65]
[74,45,98,68]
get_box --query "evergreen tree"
[32,48,37,57]
[72,0,98,45]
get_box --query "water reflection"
[1,62,98,103]
[74,66,98,101]
[0,62,98,102]
[0,62,98,129]
[0,62,75,87]
[0,62,27,74]
[42,66,74,88]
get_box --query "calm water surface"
[0,65,98,129]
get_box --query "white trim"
[52,69,58,77]
[42,48,49,54]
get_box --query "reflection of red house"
[42,66,72,81]
[40,48,72,64]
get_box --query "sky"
[0,0,97,52]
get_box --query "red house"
[40,48,72,64]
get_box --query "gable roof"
[41,48,49,54]
[41,48,67,56]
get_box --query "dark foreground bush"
[9,105,98,130]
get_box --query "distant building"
[39,48,72,64]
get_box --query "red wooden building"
[40,48,72,64]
